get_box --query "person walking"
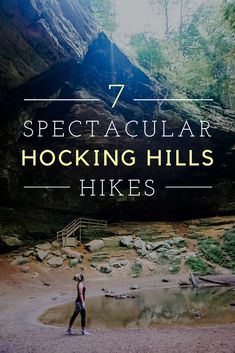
[66,273,89,336]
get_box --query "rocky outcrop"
[0,0,98,96]
[0,235,22,249]
[0,0,234,227]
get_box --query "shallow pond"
[39,287,235,329]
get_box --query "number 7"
[109,84,125,108]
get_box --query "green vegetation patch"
[198,229,235,270]
[185,256,213,275]
[131,259,142,278]
[83,229,114,242]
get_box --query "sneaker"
[66,328,72,335]
[82,330,90,336]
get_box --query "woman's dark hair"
[73,273,84,282]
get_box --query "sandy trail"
[0,258,235,353]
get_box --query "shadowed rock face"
[0,0,98,96]
[0,1,234,227]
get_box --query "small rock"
[146,252,159,262]
[43,282,51,287]
[120,236,133,248]
[129,285,140,290]
[11,257,29,265]
[146,242,153,251]
[112,262,122,268]
[134,239,146,250]
[180,247,187,253]
[172,237,186,248]
[23,250,34,257]
[166,249,181,256]
[192,310,201,317]
[90,262,98,268]
[148,265,155,272]
[51,240,61,249]
[188,225,198,230]
[50,250,61,257]
[36,243,52,251]
[166,239,174,246]
[47,256,64,268]
[69,259,79,267]
[62,248,83,261]
[163,242,171,249]
[99,265,112,274]
[185,252,197,260]
[32,272,39,278]
[36,250,48,262]
[21,266,29,273]
[119,260,128,266]
[151,241,165,250]
[162,278,169,283]
[137,248,148,256]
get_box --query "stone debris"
[11,257,29,265]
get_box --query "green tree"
[224,0,235,30]
[130,34,166,75]
[92,0,117,38]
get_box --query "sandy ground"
[0,257,235,353]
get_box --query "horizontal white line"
[24,98,100,102]
[24,186,71,189]
[165,186,213,189]
[134,98,213,102]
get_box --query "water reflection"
[39,287,235,329]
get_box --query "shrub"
[185,256,213,275]
[198,230,235,270]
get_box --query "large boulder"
[36,250,48,261]
[47,256,64,268]
[120,236,133,248]
[134,238,146,250]
[85,240,105,252]
[0,235,22,248]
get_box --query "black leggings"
[69,302,86,328]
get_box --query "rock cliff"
[0,0,234,232]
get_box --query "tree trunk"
[164,0,169,35]
[179,0,183,35]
